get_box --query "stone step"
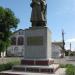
[12,64,59,73]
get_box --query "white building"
[7,29,25,56]
[52,42,63,58]
[7,29,63,58]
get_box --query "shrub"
[66,64,75,75]
[0,61,20,71]
[60,64,75,75]
[60,64,74,68]
[60,64,66,68]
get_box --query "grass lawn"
[0,57,21,64]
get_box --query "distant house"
[6,29,63,58]
[7,29,25,57]
[52,42,63,58]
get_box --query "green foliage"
[70,52,74,56]
[60,64,75,75]
[0,6,20,52]
[60,64,66,68]
[0,61,20,71]
[66,64,75,75]
[0,40,5,52]
[60,64,74,68]
[65,51,69,56]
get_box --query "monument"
[0,0,59,74]
[20,0,59,73]
[24,0,52,59]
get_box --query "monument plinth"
[24,27,51,59]
[19,0,59,72]
[21,0,54,69]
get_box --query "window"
[14,47,18,53]
[11,37,16,45]
[18,37,24,45]
[19,31,23,35]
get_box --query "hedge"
[0,61,20,71]
[66,64,75,75]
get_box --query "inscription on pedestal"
[27,36,43,46]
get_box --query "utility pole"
[62,30,65,57]
[70,42,71,51]
[69,42,71,56]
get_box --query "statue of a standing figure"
[30,0,47,27]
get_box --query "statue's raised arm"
[30,0,47,27]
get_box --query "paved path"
[54,57,75,65]
[0,68,66,75]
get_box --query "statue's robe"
[30,0,46,26]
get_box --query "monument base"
[21,59,54,65]
[11,59,59,73]
[12,64,59,73]
[0,64,59,75]
[0,59,59,75]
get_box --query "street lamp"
[62,30,65,57]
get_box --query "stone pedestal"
[24,27,52,59]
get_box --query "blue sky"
[0,0,75,50]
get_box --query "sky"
[0,0,75,50]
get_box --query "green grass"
[66,64,75,75]
[0,61,20,71]
[0,57,21,64]
[60,64,74,68]
[60,64,75,75]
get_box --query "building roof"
[52,41,63,45]
[13,29,24,34]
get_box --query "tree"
[0,6,19,53]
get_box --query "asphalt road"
[54,56,75,65]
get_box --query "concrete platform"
[0,64,59,75]
[13,64,59,69]
[0,68,66,75]
[12,64,59,73]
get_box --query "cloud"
[65,38,75,43]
